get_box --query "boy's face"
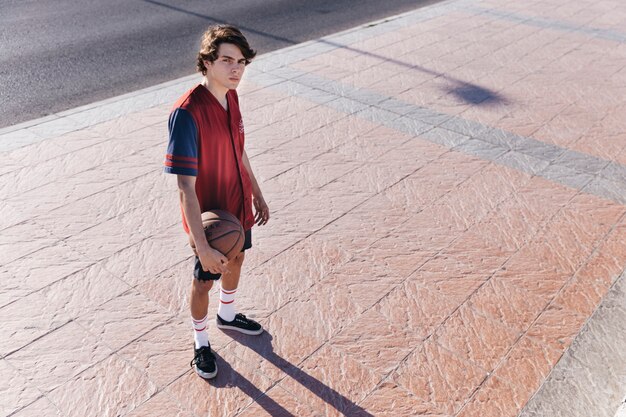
[204,43,248,91]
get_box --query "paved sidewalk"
[2,0,626,415]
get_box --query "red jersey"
[164,85,254,232]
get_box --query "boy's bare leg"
[189,253,242,321]
[191,279,213,319]
[221,252,244,291]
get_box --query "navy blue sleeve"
[164,108,198,176]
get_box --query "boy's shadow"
[207,331,374,417]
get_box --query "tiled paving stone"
[4,321,114,394]
[124,391,195,417]
[519,274,626,417]
[35,262,131,320]
[39,126,109,155]
[164,350,274,417]
[0,242,93,297]
[0,359,43,416]
[467,276,550,333]
[554,221,626,316]
[5,140,68,170]
[322,256,424,311]
[0,242,92,310]
[0,129,44,152]
[330,306,426,379]
[0,289,71,358]
[269,344,382,417]
[236,385,323,417]
[138,260,203,317]
[392,339,488,415]
[1,0,626,415]
[116,318,201,390]
[347,381,448,417]
[0,200,31,231]
[0,221,60,266]
[0,262,128,357]
[10,397,63,417]
[75,289,173,352]
[63,211,154,263]
[0,269,32,310]
[235,237,354,320]
[374,278,465,343]
[250,299,343,368]
[210,331,303,389]
[47,354,158,417]
[4,160,156,223]
[525,303,587,360]
[100,224,191,288]
[433,303,522,372]
[456,375,525,417]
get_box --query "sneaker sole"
[216,322,264,335]
[194,364,217,379]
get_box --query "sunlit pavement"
[1,0,625,415]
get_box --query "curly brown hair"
[196,25,257,75]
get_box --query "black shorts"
[193,229,252,281]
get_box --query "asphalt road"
[0,0,440,129]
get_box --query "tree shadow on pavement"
[216,330,374,416]
[141,0,503,108]
[321,40,508,106]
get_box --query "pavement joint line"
[413,180,608,404]
[239,146,475,392]
[0,164,164,234]
[244,137,463,308]
[1,137,165,206]
[2,0,624,414]
[466,5,626,43]
[2,0,618,151]
[345,173,520,410]
[250,64,626,207]
[313,152,604,396]
[519,266,626,417]
[0,0,476,146]
[500,212,626,412]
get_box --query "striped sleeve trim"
[166,154,197,163]
[163,107,199,176]
[165,154,198,170]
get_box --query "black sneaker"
[190,345,217,379]
[216,313,263,335]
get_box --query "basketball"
[190,210,245,260]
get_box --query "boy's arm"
[241,150,269,226]
[177,174,228,273]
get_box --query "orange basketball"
[190,210,244,260]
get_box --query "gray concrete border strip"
[0,75,200,152]
[518,270,626,417]
[467,6,626,43]
[0,0,477,151]
[0,0,624,414]
[249,65,626,206]
[7,0,623,205]
[2,0,623,152]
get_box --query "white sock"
[218,286,237,322]
[192,314,209,349]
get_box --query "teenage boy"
[163,25,269,379]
